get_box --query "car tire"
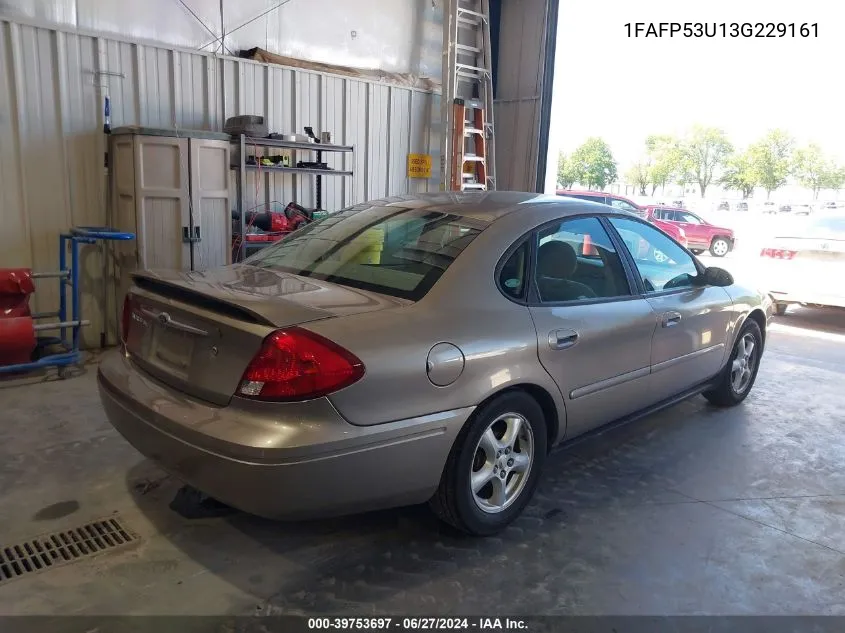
[774,303,788,316]
[429,391,547,536]
[703,319,763,407]
[709,238,730,257]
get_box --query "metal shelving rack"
[230,133,354,259]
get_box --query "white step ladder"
[441,0,496,192]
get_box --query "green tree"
[557,151,583,189]
[821,165,845,194]
[681,126,733,198]
[719,151,757,199]
[571,137,617,190]
[626,161,650,195]
[645,134,683,195]
[791,143,845,200]
[749,129,794,199]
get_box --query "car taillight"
[760,248,797,260]
[237,328,365,401]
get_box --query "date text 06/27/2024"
[624,22,818,38]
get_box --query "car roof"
[359,191,634,224]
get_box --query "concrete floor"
[1,307,844,616]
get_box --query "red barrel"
[0,268,34,319]
[0,316,36,366]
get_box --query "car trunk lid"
[124,265,409,405]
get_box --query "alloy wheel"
[470,413,534,514]
[730,333,757,394]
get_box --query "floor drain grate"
[0,515,139,584]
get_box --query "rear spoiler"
[130,272,273,326]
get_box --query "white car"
[792,203,813,216]
[759,214,845,314]
[761,201,778,215]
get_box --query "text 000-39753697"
[624,23,818,38]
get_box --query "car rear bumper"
[770,290,845,308]
[98,349,470,520]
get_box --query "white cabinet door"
[189,138,231,271]
[134,135,191,271]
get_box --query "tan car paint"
[99,192,770,521]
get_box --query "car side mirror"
[700,266,733,287]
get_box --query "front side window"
[608,217,699,293]
[246,204,487,301]
[535,216,630,302]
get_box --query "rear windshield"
[777,215,845,239]
[806,215,845,236]
[244,203,488,301]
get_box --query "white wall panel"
[0,18,438,348]
[367,84,390,201]
[0,0,442,80]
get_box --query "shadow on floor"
[120,397,737,614]
[773,306,845,337]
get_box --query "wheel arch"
[728,308,767,356]
[471,383,564,454]
[746,308,767,348]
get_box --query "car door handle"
[662,311,682,327]
[549,329,579,350]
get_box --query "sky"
[544,0,843,190]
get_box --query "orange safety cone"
[583,234,598,256]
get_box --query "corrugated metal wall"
[0,18,439,347]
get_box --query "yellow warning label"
[407,153,432,179]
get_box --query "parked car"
[643,206,736,257]
[556,190,689,250]
[779,204,792,213]
[792,203,813,216]
[761,201,778,215]
[733,201,749,212]
[717,201,730,211]
[820,201,839,211]
[760,213,845,315]
[98,192,772,536]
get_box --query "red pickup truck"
[642,206,735,257]
[555,190,689,247]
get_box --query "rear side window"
[499,241,529,300]
[535,216,631,302]
[246,204,487,301]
